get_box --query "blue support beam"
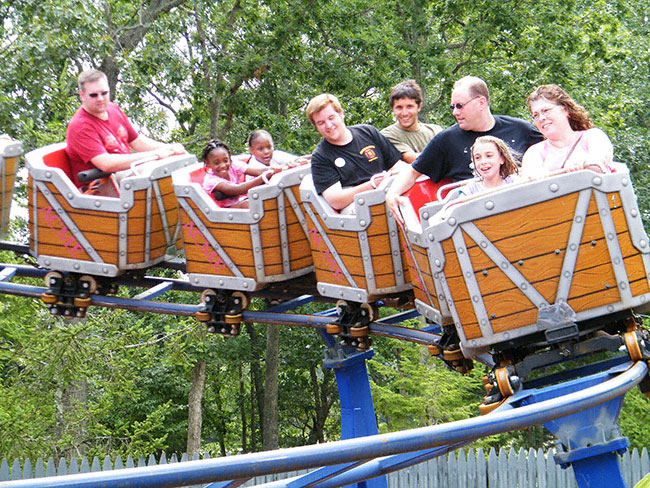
[323,349,382,443]
[506,361,637,488]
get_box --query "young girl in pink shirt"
[201,140,276,209]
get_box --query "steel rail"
[1,361,644,488]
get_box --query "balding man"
[386,76,543,223]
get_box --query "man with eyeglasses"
[65,69,185,190]
[386,76,542,223]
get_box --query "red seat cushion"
[404,178,452,219]
[42,148,73,181]
[189,167,206,185]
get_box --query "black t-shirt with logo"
[412,115,543,182]
[311,124,402,195]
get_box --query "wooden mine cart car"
[173,163,314,335]
[173,163,314,292]
[414,168,650,407]
[299,174,414,349]
[25,142,191,278]
[0,137,22,238]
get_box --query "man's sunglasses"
[87,90,109,98]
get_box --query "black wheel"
[79,275,98,294]
[231,291,249,310]
[360,302,378,322]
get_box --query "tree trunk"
[186,358,206,457]
[309,366,335,444]
[54,378,88,458]
[239,362,247,452]
[262,324,280,450]
[245,323,265,449]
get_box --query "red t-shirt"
[65,103,139,187]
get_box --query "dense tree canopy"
[2,0,650,463]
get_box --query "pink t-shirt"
[201,158,249,208]
[65,103,139,187]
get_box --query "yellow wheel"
[479,398,507,415]
[326,324,341,335]
[73,297,92,308]
[200,289,216,303]
[232,291,249,310]
[195,311,211,322]
[355,340,368,351]
[427,344,441,356]
[41,293,58,304]
[443,347,464,362]
[624,331,643,361]
[44,271,62,288]
[350,325,369,337]
[495,367,515,397]
[225,313,243,324]
[79,275,98,294]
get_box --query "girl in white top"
[521,84,613,178]
[243,130,310,170]
[461,136,520,196]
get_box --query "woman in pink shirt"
[521,84,613,178]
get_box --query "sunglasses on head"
[87,90,109,98]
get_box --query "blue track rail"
[0,361,645,488]
[0,264,442,346]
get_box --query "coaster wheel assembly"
[326,300,378,351]
[40,272,102,319]
[196,289,249,336]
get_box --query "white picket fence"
[1,447,649,487]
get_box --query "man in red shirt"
[65,69,185,189]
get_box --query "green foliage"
[620,388,650,451]
[369,338,484,432]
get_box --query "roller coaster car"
[25,142,193,317]
[0,137,22,238]
[419,169,650,406]
[399,177,455,327]
[399,178,472,373]
[299,174,415,350]
[173,163,314,334]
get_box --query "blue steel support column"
[320,329,387,488]
[511,361,633,488]
[545,394,628,488]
